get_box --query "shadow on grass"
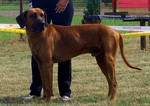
[0,96,61,105]
[0,96,28,105]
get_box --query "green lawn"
[0,5,29,11]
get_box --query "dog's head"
[16,8,48,32]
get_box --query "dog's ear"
[44,11,49,27]
[16,11,28,28]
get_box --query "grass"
[0,16,16,24]
[0,14,150,106]
[0,5,29,11]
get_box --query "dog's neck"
[26,27,44,35]
[26,29,44,41]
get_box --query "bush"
[84,0,100,15]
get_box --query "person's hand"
[55,0,69,13]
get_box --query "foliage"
[84,0,100,15]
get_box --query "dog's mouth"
[32,21,45,32]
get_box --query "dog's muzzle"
[32,20,45,31]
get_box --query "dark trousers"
[30,0,74,97]
[30,57,72,97]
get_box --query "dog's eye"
[30,13,37,19]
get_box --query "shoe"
[61,96,71,102]
[22,93,40,100]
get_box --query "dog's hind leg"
[95,53,118,100]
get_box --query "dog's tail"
[118,32,142,70]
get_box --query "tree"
[82,0,101,24]
[84,0,100,15]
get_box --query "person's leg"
[58,59,72,97]
[23,56,42,100]
[29,56,42,96]
[51,0,74,98]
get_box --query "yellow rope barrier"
[122,32,150,37]
[0,28,150,37]
[0,28,26,34]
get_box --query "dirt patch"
[0,10,19,17]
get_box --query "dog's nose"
[32,19,46,31]
[39,19,45,25]
[39,21,45,26]
[40,18,44,22]
[38,20,45,31]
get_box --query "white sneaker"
[22,93,39,100]
[61,96,71,102]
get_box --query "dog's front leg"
[38,60,54,101]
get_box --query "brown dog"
[16,8,141,101]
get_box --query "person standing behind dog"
[23,0,74,102]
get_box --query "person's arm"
[55,0,69,13]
